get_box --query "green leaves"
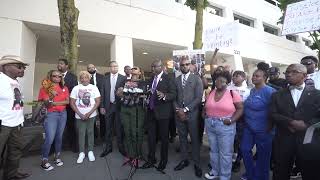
[185,0,209,10]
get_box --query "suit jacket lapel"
[296,86,312,109]
[285,88,296,110]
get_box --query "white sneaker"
[77,152,85,164]
[204,172,219,179]
[88,151,95,162]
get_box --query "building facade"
[0,0,316,112]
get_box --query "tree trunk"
[193,0,204,49]
[57,0,79,73]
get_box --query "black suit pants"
[104,103,124,152]
[64,106,78,152]
[274,132,320,180]
[147,111,170,163]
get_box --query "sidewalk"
[16,138,257,180]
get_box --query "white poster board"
[203,22,239,51]
[172,50,205,74]
[282,0,320,35]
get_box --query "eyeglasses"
[301,61,314,66]
[283,70,303,75]
[8,63,26,70]
[51,75,62,78]
[180,63,190,67]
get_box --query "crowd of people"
[0,54,320,180]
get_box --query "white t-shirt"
[0,73,24,127]
[307,71,320,90]
[70,84,101,119]
[228,83,251,101]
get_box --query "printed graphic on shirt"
[12,84,23,110]
[77,89,92,108]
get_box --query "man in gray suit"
[174,57,203,178]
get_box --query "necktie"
[90,76,94,85]
[182,74,187,88]
[149,75,158,110]
[289,85,304,91]
[110,74,116,103]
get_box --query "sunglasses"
[8,63,26,70]
[51,75,62,78]
[301,61,314,65]
[180,63,190,67]
[283,70,303,75]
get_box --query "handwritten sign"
[282,0,320,35]
[203,22,238,50]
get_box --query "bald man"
[271,64,320,180]
[87,64,106,140]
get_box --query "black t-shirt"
[268,78,287,90]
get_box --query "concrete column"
[224,54,244,72]
[0,18,37,113]
[233,55,244,71]
[296,35,303,44]
[224,7,234,22]
[255,18,264,31]
[110,35,133,75]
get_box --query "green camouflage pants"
[120,105,144,158]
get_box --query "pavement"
[6,136,290,180]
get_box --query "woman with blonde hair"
[38,70,69,171]
[70,71,101,164]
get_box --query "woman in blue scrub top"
[241,69,275,180]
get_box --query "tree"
[185,0,209,49]
[279,0,320,63]
[58,0,79,73]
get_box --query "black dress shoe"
[174,160,189,171]
[194,165,202,178]
[8,172,31,180]
[157,160,167,171]
[141,159,156,169]
[100,149,112,157]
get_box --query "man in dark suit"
[174,57,203,178]
[271,64,320,180]
[100,61,126,157]
[87,64,105,140]
[141,60,176,171]
[57,58,78,152]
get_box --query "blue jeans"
[205,117,236,180]
[42,111,67,160]
[241,127,273,180]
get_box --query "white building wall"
[0,18,36,113]
[0,0,317,84]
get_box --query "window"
[302,39,312,47]
[263,24,278,35]
[286,35,297,42]
[234,14,254,27]
[206,5,223,17]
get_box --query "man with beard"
[174,57,203,178]
[57,58,78,152]
[141,59,176,171]
[300,56,320,89]
[124,65,132,80]
[0,55,31,180]
[87,64,105,141]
